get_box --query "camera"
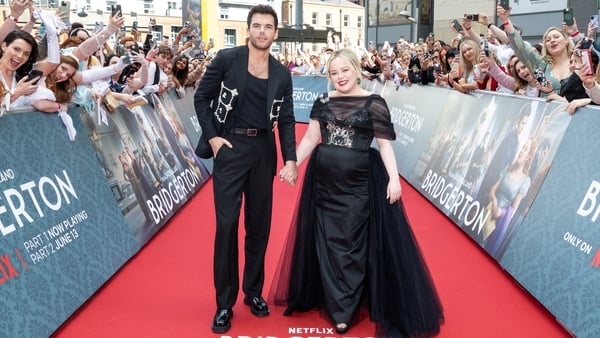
[464,14,479,21]
[534,69,548,88]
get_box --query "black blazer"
[194,45,297,172]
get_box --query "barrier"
[3,73,598,336]
[0,88,210,337]
[378,81,600,337]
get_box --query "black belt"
[231,128,267,136]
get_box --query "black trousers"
[212,133,275,309]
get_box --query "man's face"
[247,13,278,51]
[157,53,172,69]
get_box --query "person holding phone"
[578,52,600,105]
[0,30,41,112]
[497,4,579,97]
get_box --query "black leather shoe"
[335,323,349,334]
[211,308,233,333]
[244,295,270,317]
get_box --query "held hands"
[279,161,298,187]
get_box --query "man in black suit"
[193,4,298,334]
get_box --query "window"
[220,7,229,19]
[357,16,363,28]
[343,15,349,27]
[326,13,331,26]
[312,12,318,25]
[225,29,236,46]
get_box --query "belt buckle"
[246,128,258,136]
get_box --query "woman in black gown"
[272,49,444,337]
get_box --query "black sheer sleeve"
[370,95,396,141]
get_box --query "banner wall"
[0,88,210,337]
[3,75,599,337]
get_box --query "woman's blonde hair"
[459,39,480,79]
[540,27,573,66]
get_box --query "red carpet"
[51,125,573,338]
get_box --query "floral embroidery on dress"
[325,121,354,148]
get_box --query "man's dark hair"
[247,4,278,29]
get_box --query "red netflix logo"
[590,248,600,268]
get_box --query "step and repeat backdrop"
[1,75,599,337]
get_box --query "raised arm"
[0,0,31,42]
[72,12,124,62]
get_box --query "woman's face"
[328,56,358,94]
[517,140,533,165]
[461,43,475,62]
[1,38,33,72]
[544,29,567,57]
[54,62,77,83]
[175,57,188,70]
[515,60,532,82]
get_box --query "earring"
[357,77,362,85]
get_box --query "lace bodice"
[309,94,396,150]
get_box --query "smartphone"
[590,15,599,30]
[451,19,463,32]
[184,21,191,28]
[59,1,70,24]
[563,8,574,26]
[464,14,480,21]
[581,38,593,50]
[534,69,548,88]
[499,0,509,10]
[26,69,43,85]
[111,4,122,18]
[132,21,138,30]
[581,49,594,76]
[481,40,490,57]
[451,61,459,73]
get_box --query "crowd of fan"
[292,5,600,115]
[4,0,599,123]
[0,0,212,122]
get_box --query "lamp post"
[339,9,342,49]
[399,1,418,43]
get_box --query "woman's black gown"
[269,94,444,338]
